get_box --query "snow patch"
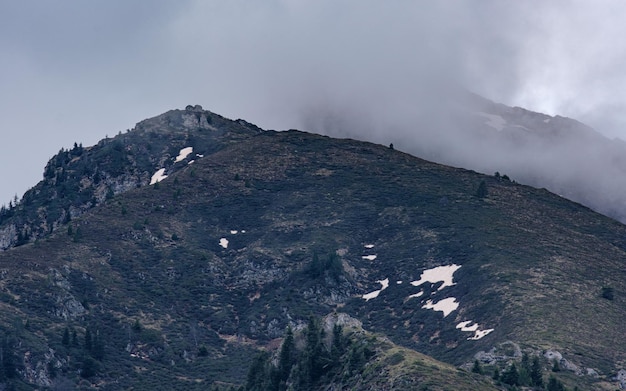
[219,238,229,249]
[408,291,423,299]
[230,230,238,234]
[364,244,375,249]
[396,281,402,284]
[188,160,195,165]
[362,255,377,261]
[362,278,389,301]
[196,153,204,158]
[410,264,461,290]
[456,320,494,340]
[543,118,551,123]
[456,321,479,332]
[150,168,167,185]
[175,147,193,162]
[422,297,459,317]
[468,328,494,340]
[475,112,506,131]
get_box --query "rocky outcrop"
[0,223,16,250]
[614,369,626,389]
[50,269,87,319]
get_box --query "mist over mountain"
[299,90,626,223]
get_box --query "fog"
[3,1,626,220]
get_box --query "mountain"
[0,105,263,250]
[304,91,626,224]
[0,106,624,390]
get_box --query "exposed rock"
[561,358,582,375]
[544,349,563,361]
[0,223,16,250]
[266,318,283,338]
[54,293,86,319]
[474,341,522,365]
[614,369,626,389]
[323,312,363,332]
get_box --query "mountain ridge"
[0,105,624,389]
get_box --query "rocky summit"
[0,106,624,390]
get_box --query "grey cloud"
[3,0,626,219]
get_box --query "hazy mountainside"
[0,107,624,390]
[305,91,626,223]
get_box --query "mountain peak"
[0,106,263,250]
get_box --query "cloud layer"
[3,1,626,211]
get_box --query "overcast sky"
[3,0,626,205]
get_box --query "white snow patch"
[410,264,461,290]
[150,168,167,185]
[362,278,389,301]
[422,297,459,317]
[175,147,193,162]
[456,320,494,340]
[475,112,506,131]
[188,160,195,165]
[219,238,229,249]
[408,291,423,299]
[364,244,375,249]
[230,230,238,234]
[456,321,479,332]
[196,153,204,158]
[396,281,403,284]
[468,328,494,340]
[241,230,246,233]
[362,255,377,261]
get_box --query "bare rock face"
[50,269,86,319]
[323,312,363,332]
[614,369,626,389]
[474,341,522,365]
[0,223,16,250]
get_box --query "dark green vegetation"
[0,107,624,389]
[244,314,499,391]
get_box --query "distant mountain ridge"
[305,91,626,223]
[0,106,624,389]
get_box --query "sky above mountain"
[2,0,626,205]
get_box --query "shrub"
[601,286,614,300]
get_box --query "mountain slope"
[307,91,626,223]
[0,104,262,250]
[0,108,624,389]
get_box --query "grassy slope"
[0,129,624,389]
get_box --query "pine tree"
[330,324,345,367]
[92,330,105,360]
[519,352,531,386]
[71,328,78,346]
[85,328,92,352]
[62,327,70,346]
[245,351,269,391]
[547,375,567,391]
[492,367,500,381]
[472,359,483,374]
[531,356,544,387]
[277,326,295,383]
[501,363,519,386]
[476,180,488,198]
